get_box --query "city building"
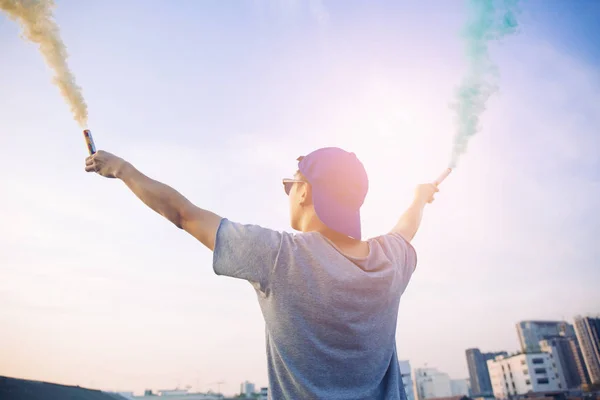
[488,353,563,399]
[427,397,468,400]
[540,336,591,389]
[512,392,595,400]
[517,321,575,353]
[573,316,600,384]
[240,381,256,397]
[259,387,268,400]
[399,360,416,400]
[413,368,453,400]
[132,389,222,399]
[466,348,509,397]
[450,379,470,396]
[567,336,591,387]
[154,389,189,396]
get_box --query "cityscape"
[108,314,599,399]
[405,315,600,400]
[2,314,597,399]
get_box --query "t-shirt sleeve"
[212,218,283,292]
[385,233,418,281]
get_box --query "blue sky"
[1,0,599,396]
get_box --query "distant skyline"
[1,0,599,396]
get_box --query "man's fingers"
[85,164,98,173]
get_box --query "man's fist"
[414,183,439,205]
[85,150,127,179]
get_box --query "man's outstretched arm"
[85,150,222,251]
[390,183,438,242]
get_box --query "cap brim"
[312,184,362,240]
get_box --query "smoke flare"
[449,0,520,168]
[1,0,88,127]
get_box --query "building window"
[537,378,549,384]
[523,369,528,375]
[552,362,556,367]
[526,380,531,385]
[532,358,544,364]
[558,384,562,389]
[521,360,526,365]
[534,368,547,374]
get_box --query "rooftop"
[0,375,128,400]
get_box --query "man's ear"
[299,184,312,206]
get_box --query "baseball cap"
[298,147,369,239]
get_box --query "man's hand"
[85,150,127,179]
[414,183,439,205]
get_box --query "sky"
[1,0,599,396]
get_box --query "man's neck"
[298,215,369,257]
[300,215,360,244]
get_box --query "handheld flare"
[433,168,452,186]
[83,129,96,155]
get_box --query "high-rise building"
[487,353,563,399]
[413,368,453,400]
[399,360,415,400]
[516,320,575,353]
[539,337,571,389]
[450,379,470,397]
[568,336,591,387]
[465,348,508,397]
[539,335,591,389]
[573,316,600,384]
[240,381,256,397]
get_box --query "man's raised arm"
[390,183,438,242]
[85,150,222,251]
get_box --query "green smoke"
[450,0,520,168]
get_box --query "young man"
[85,146,438,400]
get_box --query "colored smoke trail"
[449,0,520,168]
[0,0,88,127]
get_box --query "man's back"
[213,219,417,400]
[87,147,438,398]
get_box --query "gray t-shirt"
[213,218,417,400]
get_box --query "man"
[86,146,438,400]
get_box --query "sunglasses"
[282,178,306,195]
